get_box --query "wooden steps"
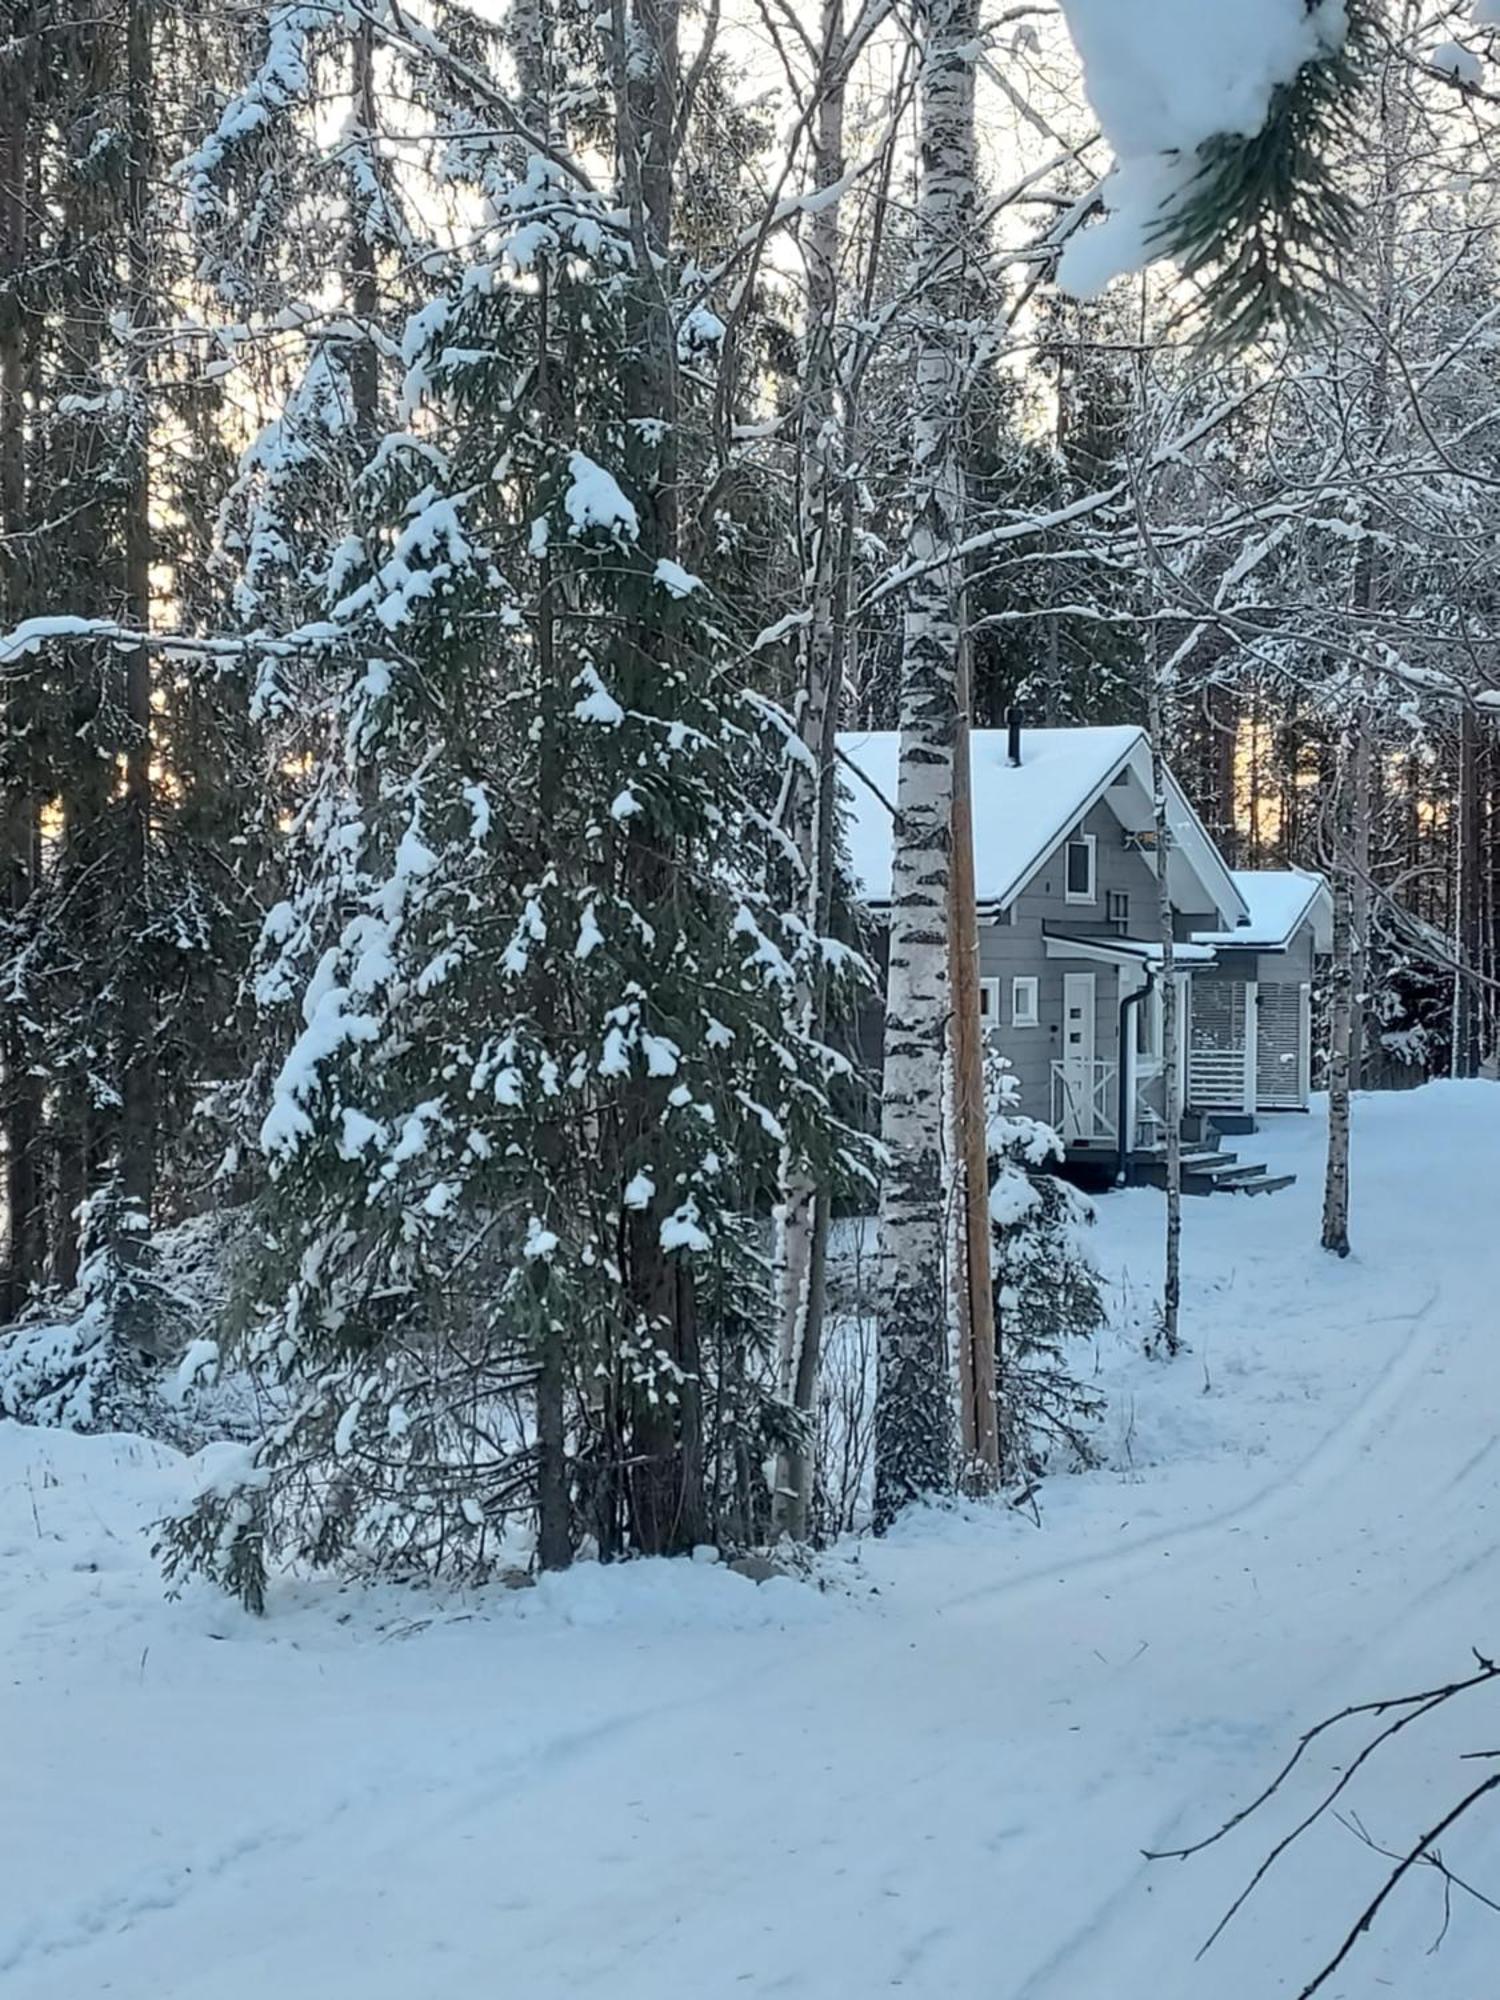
[1136,1119,1295,1197]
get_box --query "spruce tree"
[161,10,871,1604]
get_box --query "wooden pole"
[949,628,999,1482]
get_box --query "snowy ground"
[4,1084,1499,1998]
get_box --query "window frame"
[978,977,1002,1034]
[1064,831,1098,905]
[1011,975,1041,1029]
[1105,888,1129,932]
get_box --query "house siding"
[978,796,1164,1130]
[851,786,1323,1143]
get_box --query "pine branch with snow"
[1060,0,1380,344]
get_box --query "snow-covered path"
[4,1087,1498,1998]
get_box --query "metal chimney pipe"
[1006,703,1022,767]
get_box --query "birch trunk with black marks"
[873,0,976,1530]
[773,0,848,1544]
[1146,652,1182,1356]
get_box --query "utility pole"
[949,633,999,1482]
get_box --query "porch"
[1188,974,1312,1117]
[1047,1061,1295,1195]
[1048,1058,1163,1156]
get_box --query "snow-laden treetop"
[1058,0,1351,297]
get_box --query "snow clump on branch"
[1057,0,1351,297]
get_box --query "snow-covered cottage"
[839,719,1332,1192]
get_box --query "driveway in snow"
[3,1085,1497,1998]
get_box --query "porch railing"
[1050,1059,1119,1143]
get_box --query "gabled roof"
[837,725,1247,928]
[1193,869,1333,953]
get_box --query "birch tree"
[1145,630,1184,1353]
[771,0,853,1544]
[873,0,977,1528]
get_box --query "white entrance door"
[1061,973,1097,1139]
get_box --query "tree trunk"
[873,0,976,1530]
[0,42,44,1319]
[1322,748,1354,1258]
[348,18,380,438]
[535,1317,572,1571]
[950,630,998,1477]
[117,0,157,1348]
[51,17,117,1295]
[611,0,707,1555]
[1345,47,1401,1097]
[773,0,848,1543]
[1346,717,1372,1094]
[1454,705,1481,1078]
[1147,658,1183,1356]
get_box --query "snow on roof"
[839,726,1144,909]
[1044,932,1219,967]
[838,725,1245,925]
[1194,869,1330,951]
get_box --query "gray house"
[839,721,1331,1191]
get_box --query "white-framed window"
[1011,975,1040,1028]
[978,978,1001,1036]
[1064,831,1097,904]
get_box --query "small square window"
[1065,833,1096,904]
[1011,976,1040,1028]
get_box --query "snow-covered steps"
[1136,1152,1296,1197]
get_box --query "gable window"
[1011,976,1040,1028]
[1064,832,1097,904]
[1106,889,1129,933]
[978,978,1001,1037]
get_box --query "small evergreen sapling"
[985,1053,1105,1480]
[0,1183,154,1430]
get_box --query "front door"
[1061,972,1097,1139]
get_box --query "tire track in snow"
[0,1690,692,1988]
[1009,1290,1500,2000]
[943,1284,1442,1625]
